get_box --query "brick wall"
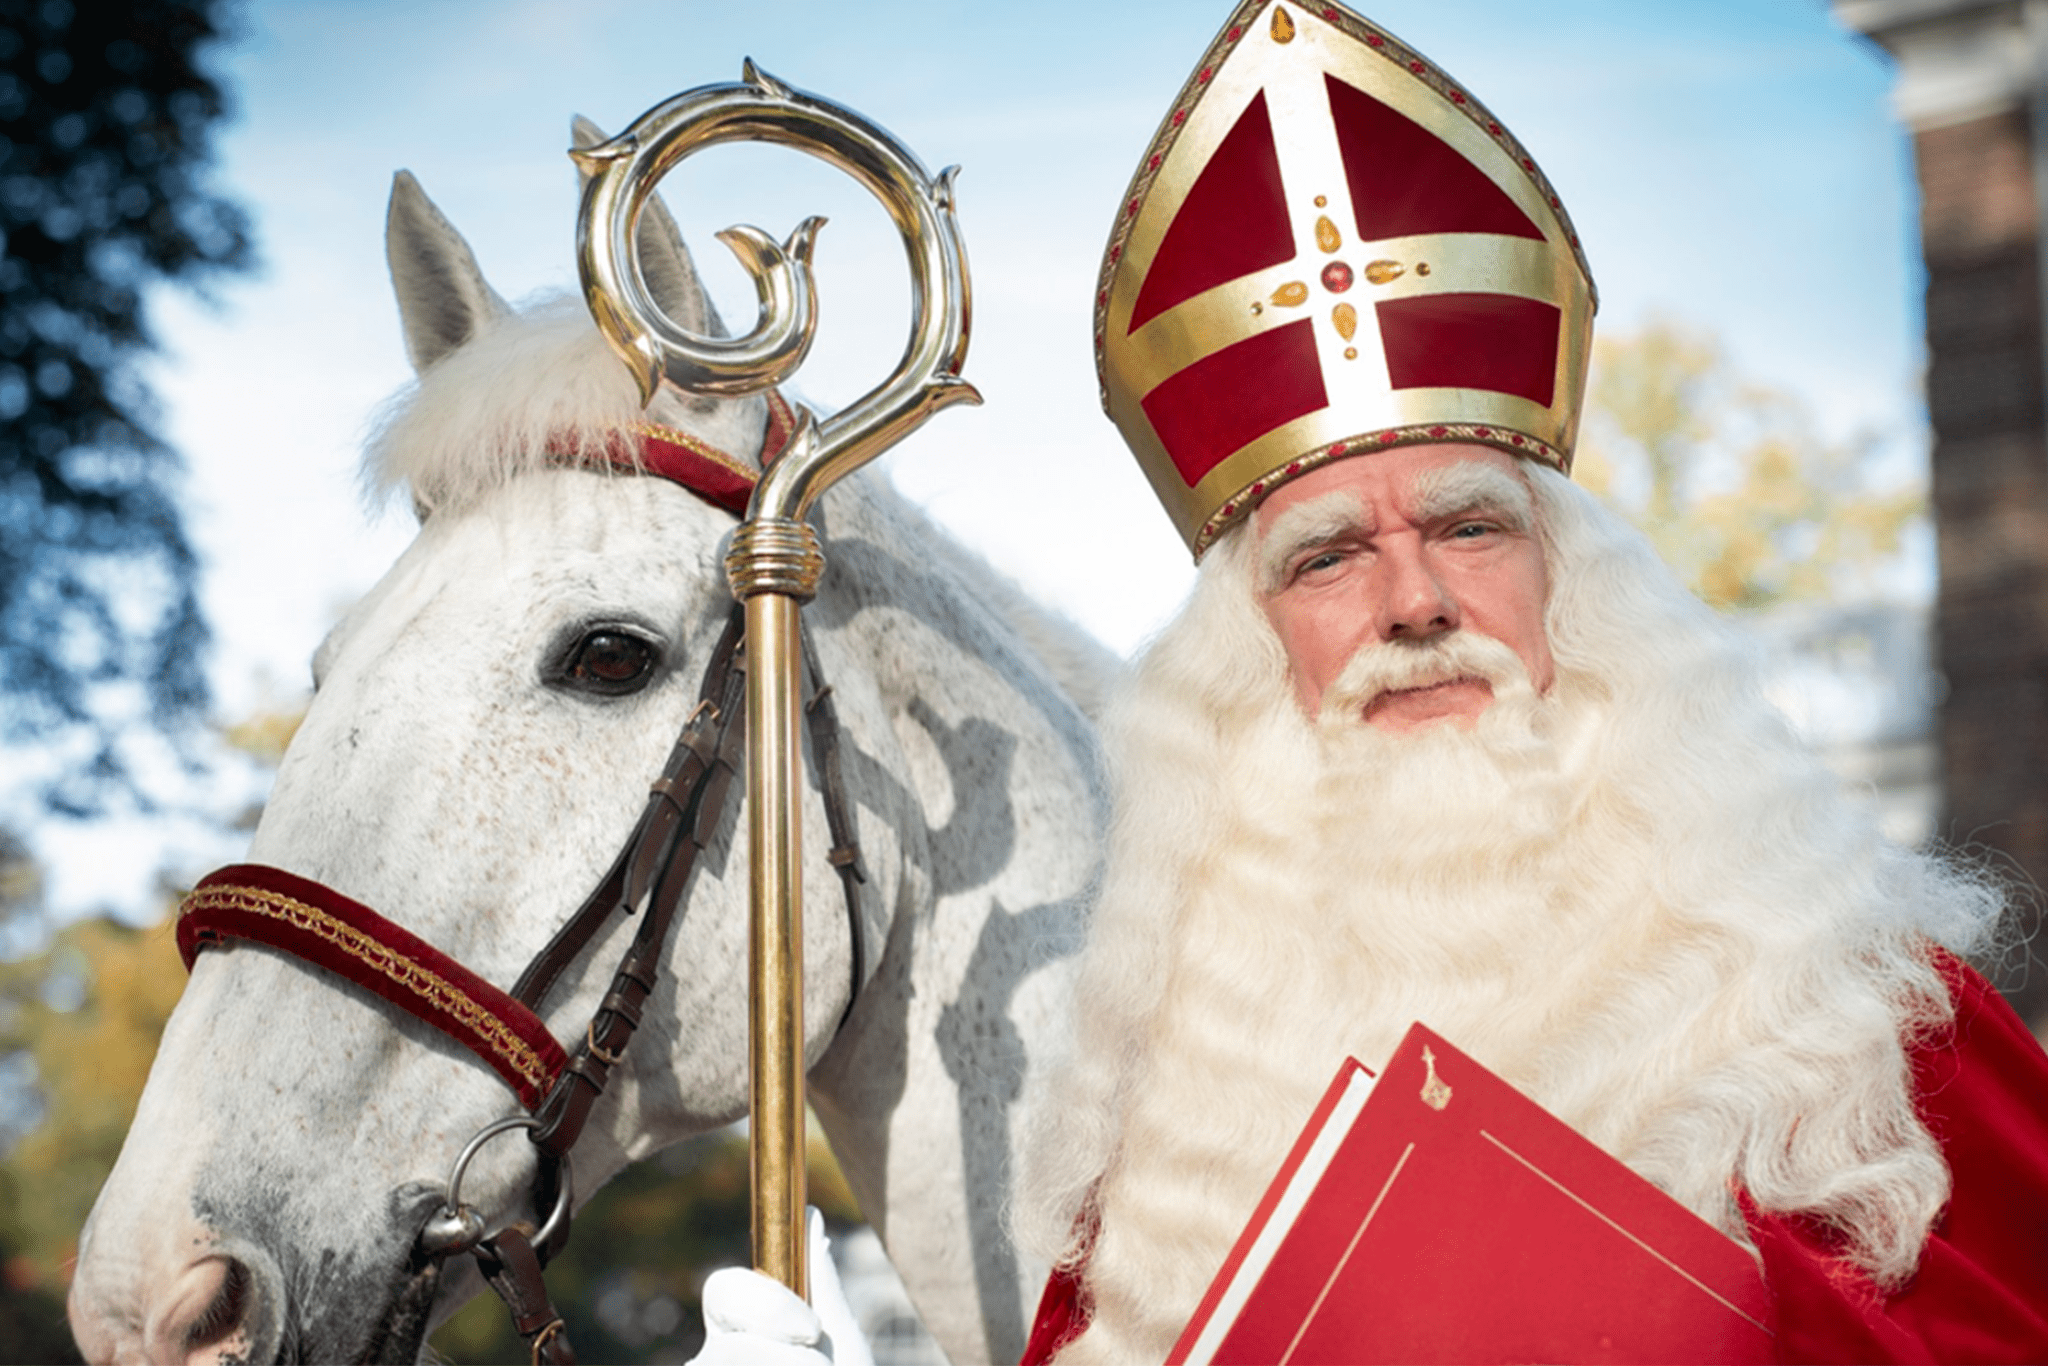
[1915,108,2048,1029]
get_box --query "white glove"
[692,1208,874,1366]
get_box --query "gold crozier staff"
[574,59,979,1294]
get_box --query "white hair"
[363,294,770,517]
[359,294,1121,716]
[1016,464,2001,1364]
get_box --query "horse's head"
[68,131,889,1364]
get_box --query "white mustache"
[1319,631,1533,720]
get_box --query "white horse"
[66,131,1112,1365]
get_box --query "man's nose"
[1373,543,1459,642]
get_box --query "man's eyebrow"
[1408,461,1534,530]
[1256,491,1372,592]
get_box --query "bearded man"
[694,4,2048,1362]
[1006,2,2048,1362]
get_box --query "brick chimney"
[1836,0,2048,1029]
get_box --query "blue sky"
[39,0,1925,917]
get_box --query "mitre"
[1095,0,1598,556]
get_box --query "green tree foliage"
[0,832,73,1365]
[1576,320,1924,612]
[0,917,186,1288]
[0,914,184,1363]
[0,0,252,816]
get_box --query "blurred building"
[1764,602,1943,851]
[833,1226,950,1366]
[1835,0,2048,1029]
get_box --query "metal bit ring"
[417,1116,575,1258]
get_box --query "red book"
[1168,1023,1776,1364]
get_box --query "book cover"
[1168,1022,1776,1365]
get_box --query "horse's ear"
[571,115,727,339]
[386,170,512,375]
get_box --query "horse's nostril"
[179,1256,251,1359]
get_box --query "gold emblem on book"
[1420,1045,1453,1110]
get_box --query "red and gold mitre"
[1096,0,1597,556]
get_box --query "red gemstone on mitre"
[1198,67,1214,83]
[1409,61,1425,73]
[1426,426,1445,437]
[1474,426,1492,437]
[1328,443,1345,456]
[1511,435,1525,445]
[1321,260,1355,293]
[1228,25,1242,39]
[1366,33,1383,46]
[1287,461,1303,472]
[1148,154,1162,170]
[1250,481,1265,495]
[1221,502,1236,516]
[1450,91,1466,104]
[1379,432,1398,443]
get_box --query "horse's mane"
[364,293,1121,717]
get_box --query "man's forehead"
[1256,448,1533,533]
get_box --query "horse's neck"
[805,477,1106,1366]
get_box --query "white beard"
[1022,474,1994,1366]
[1060,651,1628,1365]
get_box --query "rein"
[174,392,870,1365]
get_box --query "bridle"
[173,392,870,1365]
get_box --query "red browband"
[576,388,799,514]
[178,864,570,1108]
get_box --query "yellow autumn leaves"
[1578,320,1924,612]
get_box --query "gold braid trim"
[181,884,555,1097]
[631,420,760,483]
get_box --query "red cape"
[1022,952,2048,1365]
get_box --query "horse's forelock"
[364,294,769,517]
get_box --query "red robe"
[1021,953,2048,1365]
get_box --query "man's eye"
[1449,521,1496,540]
[1299,550,1345,575]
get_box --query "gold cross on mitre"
[1096,0,1598,556]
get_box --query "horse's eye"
[556,629,659,696]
